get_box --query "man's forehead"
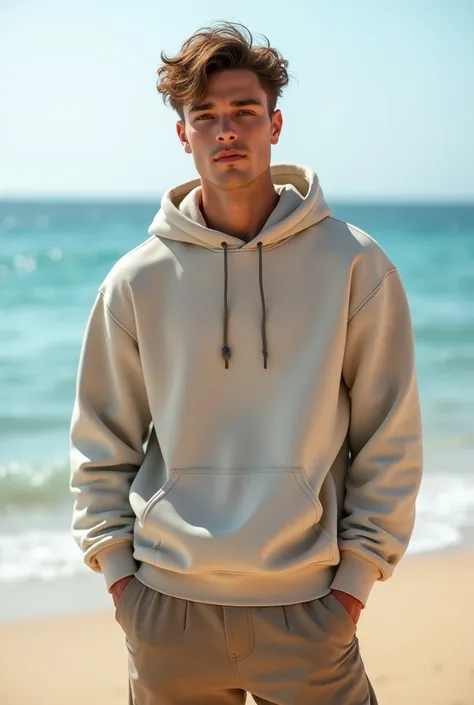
[203,70,264,99]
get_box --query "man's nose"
[216,117,238,142]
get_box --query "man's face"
[177,69,283,190]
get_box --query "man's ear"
[176,120,192,154]
[270,109,283,146]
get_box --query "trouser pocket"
[114,576,143,628]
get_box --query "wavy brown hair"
[156,22,290,121]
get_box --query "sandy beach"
[1,549,473,705]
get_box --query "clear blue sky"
[2,0,473,200]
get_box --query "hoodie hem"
[135,562,337,606]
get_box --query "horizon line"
[1,194,474,206]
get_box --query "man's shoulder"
[320,217,399,315]
[323,217,390,260]
[102,235,168,288]
[322,216,396,278]
[97,235,171,327]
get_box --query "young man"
[70,21,422,705]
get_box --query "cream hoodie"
[70,164,423,607]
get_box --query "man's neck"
[200,169,279,243]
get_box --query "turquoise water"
[1,200,473,582]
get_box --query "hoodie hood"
[147,164,332,370]
[148,164,332,250]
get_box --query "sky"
[1,0,473,201]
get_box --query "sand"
[1,550,473,705]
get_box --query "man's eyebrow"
[189,98,264,113]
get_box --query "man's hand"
[110,575,134,607]
[331,589,364,624]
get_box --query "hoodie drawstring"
[221,242,231,369]
[257,242,269,369]
[221,242,268,369]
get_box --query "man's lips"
[214,153,247,163]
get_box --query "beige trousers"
[116,576,377,705]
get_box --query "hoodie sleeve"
[69,288,152,591]
[330,267,423,605]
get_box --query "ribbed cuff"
[330,551,382,606]
[96,544,137,591]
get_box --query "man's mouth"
[214,151,247,163]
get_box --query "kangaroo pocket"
[139,468,335,575]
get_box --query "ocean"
[1,199,474,608]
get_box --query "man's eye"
[195,111,254,121]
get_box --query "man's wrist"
[331,589,364,607]
[110,574,134,605]
[331,589,364,624]
[110,574,134,592]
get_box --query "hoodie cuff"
[96,544,137,591]
[330,551,382,606]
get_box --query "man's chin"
[212,168,254,189]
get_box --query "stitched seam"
[192,242,288,253]
[340,548,385,579]
[223,607,242,679]
[233,609,254,662]
[232,659,244,687]
[187,559,334,576]
[348,267,397,323]
[119,235,156,258]
[145,559,334,578]
[94,538,133,555]
[172,468,300,474]
[98,290,137,341]
[90,538,134,567]
[329,217,377,242]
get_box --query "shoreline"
[0,543,469,624]
[1,549,474,704]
